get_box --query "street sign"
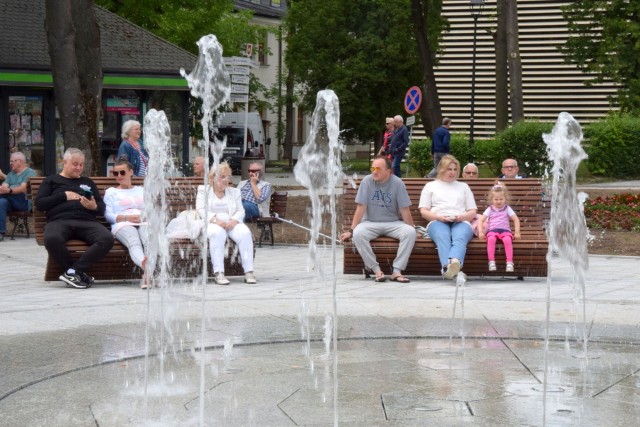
[404,86,422,115]
[230,94,249,103]
[231,84,249,94]
[231,74,250,84]
[223,56,259,68]
[406,115,416,126]
[226,65,250,75]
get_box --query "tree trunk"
[284,68,295,166]
[494,0,509,132]
[45,0,103,175]
[506,0,523,122]
[410,0,442,138]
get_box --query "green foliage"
[561,0,640,112]
[285,0,424,143]
[584,113,640,178]
[449,134,472,166]
[472,138,505,176]
[95,0,258,57]
[496,120,554,177]
[406,139,432,177]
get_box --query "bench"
[7,210,31,239]
[29,176,246,282]
[252,191,288,247]
[342,178,549,279]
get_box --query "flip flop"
[374,274,387,283]
[390,275,410,283]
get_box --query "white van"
[214,112,266,173]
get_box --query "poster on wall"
[8,96,44,171]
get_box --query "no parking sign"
[404,86,422,115]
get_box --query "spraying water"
[541,112,590,425]
[180,34,231,426]
[294,89,343,426]
[141,108,175,421]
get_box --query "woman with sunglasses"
[196,162,256,286]
[104,160,148,288]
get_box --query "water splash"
[293,89,343,427]
[180,34,231,427]
[541,112,590,425]
[142,108,175,421]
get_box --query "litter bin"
[240,157,265,180]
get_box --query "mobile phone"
[83,189,93,200]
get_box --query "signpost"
[224,55,258,154]
[403,86,422,175]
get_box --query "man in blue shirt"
[427,117,452,178]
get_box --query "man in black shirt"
[35,148,114,288]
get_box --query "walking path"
[1,235,639,425]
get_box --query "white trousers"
[115,225,147,268]
[206,223,254,274]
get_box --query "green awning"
[0,71,188,90]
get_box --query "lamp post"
[469,0,484,162]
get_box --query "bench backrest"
[29,176,206,245]
[269,191,288,219]
[342,178,549,234]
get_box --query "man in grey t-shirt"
[340,156,416,282]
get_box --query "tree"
[410,0,448,137]
[561,0,640,112]
[505,0,523,122]
[492,0,509,132]
[285,0,423,144]
[45,0,103,174]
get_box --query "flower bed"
[584,194,640,232]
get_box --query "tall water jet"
[294,89,343,426]
[141,108,175,419]
[180,34,231,426]
[541,112,590,425]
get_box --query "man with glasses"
[500,159,523,179]
[339,156,416,283]
[237,161,272,222]
[462,163,479,179]
[0,152,37,241]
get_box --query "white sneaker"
[506,262,515,273]
[443,258,461,279]
[244,272,257,284]
[214,272,230,285]
[488,261,497,272]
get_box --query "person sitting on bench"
[35,148,114,289]
[0,152,37,241]
[339,156,416,283]
[236,161,271,222]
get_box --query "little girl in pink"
[478,181,521,272]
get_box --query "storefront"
[0,1,196,176]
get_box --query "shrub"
[497,120,554,177]
[584,113,640,178]
[449,133,472,166]
[472,138,506,176]
[406,138,432,177]
[584,193,640,232]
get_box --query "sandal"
[374,272,387,282]
[390,275,410,283]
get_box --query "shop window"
[8,95,45,175]
[147,91,185,175]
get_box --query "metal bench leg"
[9,215,30,240]
[257,223,266,248]
[268,223,274,246]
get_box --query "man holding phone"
[35,148,114,289]
[236,162,272,222]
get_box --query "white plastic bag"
[166,210,204,239]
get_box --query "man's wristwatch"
[348,228,353,234]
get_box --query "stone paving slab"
[1,238,640,425]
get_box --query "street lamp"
[469,0,484,161]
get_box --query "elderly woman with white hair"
[196,162,256,285]
[117,120,149,177]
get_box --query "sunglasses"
[248,169,261,173]
[464,171,478,175]
[111,170,127,176]
[370,166,383,172]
